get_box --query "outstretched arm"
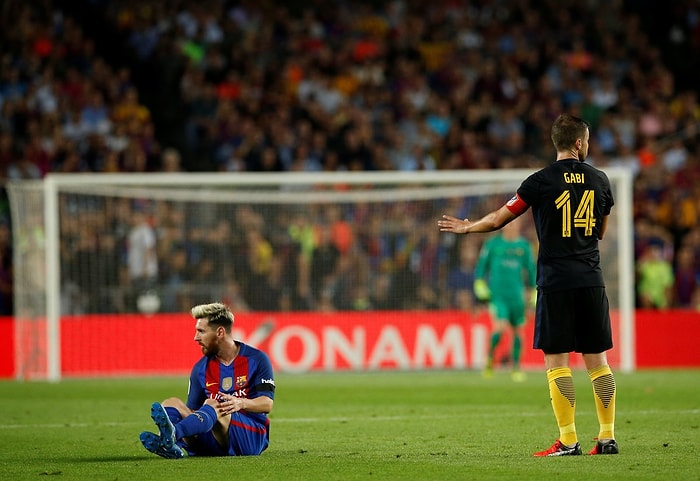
[438,205,519,235]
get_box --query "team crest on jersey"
[222,377,233,391]
[235,375,247,387]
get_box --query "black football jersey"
[517,159,614,291]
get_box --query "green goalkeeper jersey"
[474,234,536,299]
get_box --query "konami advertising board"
[0,309,697,378]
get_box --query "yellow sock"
[547,367,577,446]
[589,365,616,440]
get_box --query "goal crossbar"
[8,168,635,380]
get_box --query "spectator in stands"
[126,207,158,312]
[446,239,478,312]
[674,245,698,308]
[0,221,13,315]
[161,147,183,172]
[636,242,675,309]
[309,225,341,308]
[243,228,275,311]
[2,0,700,315]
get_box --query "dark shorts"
[533,287,613,354]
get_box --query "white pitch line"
[0,409,697,430]
[272,409,700,423]
[0,421,145,430]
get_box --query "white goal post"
[7,169,634,380]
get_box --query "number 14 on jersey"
[555,189,595,237]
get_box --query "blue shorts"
[181,413,270,456]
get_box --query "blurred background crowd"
[1,0,699,316]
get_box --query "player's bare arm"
[438,205,518,234]
[216,393,273,415]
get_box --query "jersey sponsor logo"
[222,376,233,390]
[261,378,275,386]
[205,381,218,387]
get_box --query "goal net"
[7,169,634,380]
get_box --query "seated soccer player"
[140,302,275,458]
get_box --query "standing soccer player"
[140,302,275,458]
[474,217,536,381]
[438,114,618,456]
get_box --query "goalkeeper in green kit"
[474,217,537,381]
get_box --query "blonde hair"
[191,303,234,332]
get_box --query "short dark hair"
[551,114,590,151]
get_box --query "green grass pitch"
[1,369,698,481]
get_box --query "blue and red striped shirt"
[187,341,275,426]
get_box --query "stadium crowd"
[1,0,699,315]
